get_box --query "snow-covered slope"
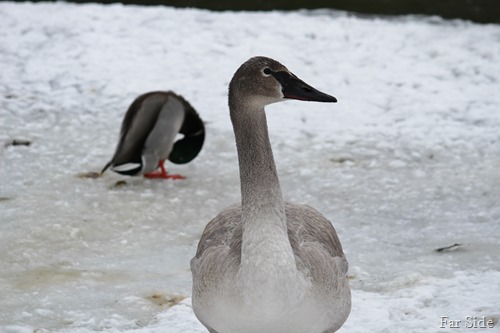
[1,2,499,332]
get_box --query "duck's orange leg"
[144,160,185,180]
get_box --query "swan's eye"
[263,68,272,76]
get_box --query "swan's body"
[102,91,204,179]
[191,57,350,333]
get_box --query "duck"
[101,91,204,179]
[191,56,351,333]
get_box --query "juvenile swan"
[191,57,350,333]
[102,91,204,179]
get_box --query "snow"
[1,2,500,332]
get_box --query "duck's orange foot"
[144,171,186,180]
[144,160,186,180]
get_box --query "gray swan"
[102,91,204,179]
[191,56,351,333]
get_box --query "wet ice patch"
[1,2,499,332]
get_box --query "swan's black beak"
[271,71,337,103]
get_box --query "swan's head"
[229,56,337,110]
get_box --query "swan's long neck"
[230,101,303,303]
[231,105,285,220]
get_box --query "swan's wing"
[193,203,242,261]
[193,203,346,271]
[191,204,243,298]
[285,202,351,331]
[285,203,348,274]
[190,203,242,327]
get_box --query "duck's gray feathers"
[192,202,347,282]
[102,91,204,175]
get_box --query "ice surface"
[1,2,499,332]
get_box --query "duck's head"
[229,56,337,110]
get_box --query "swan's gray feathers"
[193,202,347,274]
[191,56,350,333]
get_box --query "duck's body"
[102,91,204,179]
[191,57,350,333]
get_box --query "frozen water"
[1,2,499,332]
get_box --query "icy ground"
[1,2,500,332]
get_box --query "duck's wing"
[140,93,186,173]
[103,92,166,175]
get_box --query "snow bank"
[1,2,499,332]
